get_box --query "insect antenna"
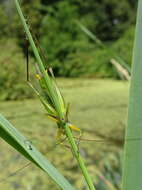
[28,24,48,68]
[24,18,48,82]
[25,36,30,82]
[0,162,31,184]
[73,136,142,146]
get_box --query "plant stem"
[14,0,62,117]
[64,123,96,190]
[14,0,96,189]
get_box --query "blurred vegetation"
[112,26,135,65]
[0,38,35,100]
[0,79,129,190]
[0,0,137,100]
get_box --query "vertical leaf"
[122,1,142,190]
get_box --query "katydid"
[25,32,81,144]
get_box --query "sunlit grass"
[0,79,129,190]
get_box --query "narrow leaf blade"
[0,114,76,190]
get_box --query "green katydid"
[25,32,81,143]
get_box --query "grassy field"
[0,79,129,190]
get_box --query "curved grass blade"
[0,114,76,190]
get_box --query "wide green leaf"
[122,1,142,190]
[0,114,76,190]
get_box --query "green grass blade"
[76,21,103,47]
[76,21,131,74]
[0,114,76,190]
[122,1,142,190]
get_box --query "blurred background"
[0,0,137,189]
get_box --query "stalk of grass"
[122,1,142,190]
[14,0,96,189]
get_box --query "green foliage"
[0,3,21,38]
[38,1,135,78]
[81,26,135,78]
[0,1,42,38]
[90,48,118,78]
[0,38,34,101]
[0,0,137,42]
[112,26,135,65]
[76,0,136,41]
[0,4,10,36]
[39,1,95,77]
